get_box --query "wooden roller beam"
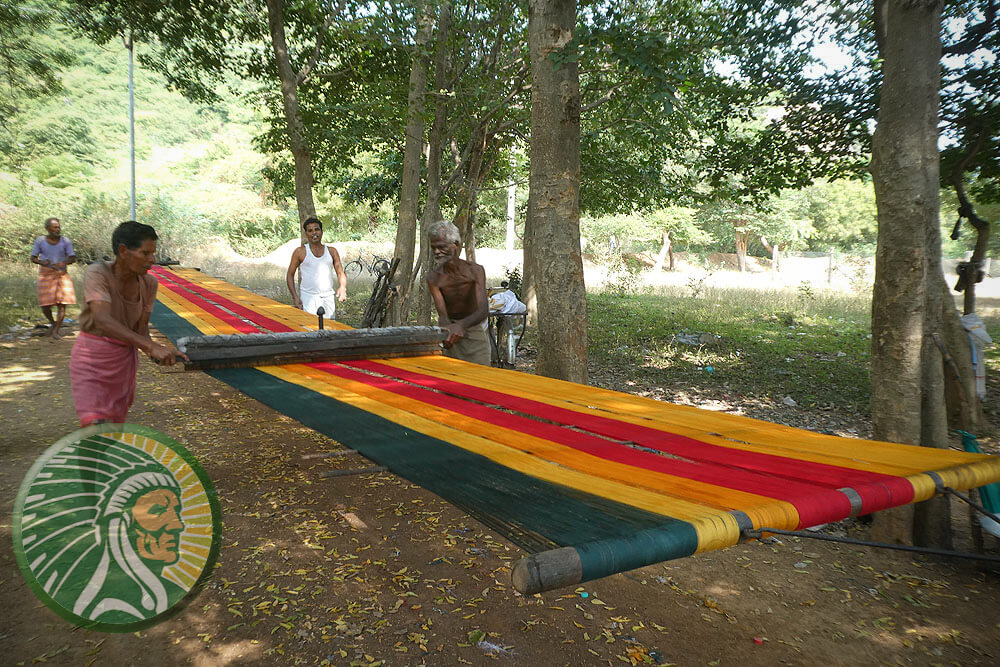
[511,522,701,594]
[512,547,583,595]
[177,326,447,370]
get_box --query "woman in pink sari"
[70,221,187,426]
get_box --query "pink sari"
[69,332,139,426]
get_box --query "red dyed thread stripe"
[350,360,913,515]
[152,267,296,334]
[313,361,857,528]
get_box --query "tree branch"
[297,0,348,86]
[581,83,627,114]
[943,0,996,55]
[950,125,988,222]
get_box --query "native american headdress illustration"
[15,427,217,629]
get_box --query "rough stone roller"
[176,326,447,370]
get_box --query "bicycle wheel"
[345,259,366,278]
[372,258,391,277]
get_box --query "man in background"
[426,220,490,365]
[30,217,77,339]
[286,217,347,318]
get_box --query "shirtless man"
[425,220,490,365]
[70,221,186,425]
[286,217,347,317]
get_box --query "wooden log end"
[511,546,582,595]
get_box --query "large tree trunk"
[416,2,453,326]
[265,0,317,235]
[869,0,964,548]
[389,10,435,325]
[526,0,587,383]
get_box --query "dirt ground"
[2,326,999,667]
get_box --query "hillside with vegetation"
[0,20,395,263]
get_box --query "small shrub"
[503,266,522,296]
[685,268,715,298]
[797,280,816,307]
[844,256,873,294]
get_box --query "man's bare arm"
[138,309,151,337]
[427,277,451,324]
[89,301,185,365]
[331,247,347,301]
[286,247,304,308]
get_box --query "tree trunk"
[734,226,749,272]
[869,0,958,548]
[761,236,781,275]
[415,2,453,326]
[526,0,586,383]
[963,220,990,315]
[265,0,317,237]
[506,153,517,252]
[389,10,435,326]
[453,126,487,263]
[653,230,671,272]
[950,127,991,316]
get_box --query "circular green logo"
[13,424,222,632]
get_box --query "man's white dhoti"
[301,290,337,317]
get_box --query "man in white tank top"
[285,217,347,317]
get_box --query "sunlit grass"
[588,285,874,411]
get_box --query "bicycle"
[345,254,391,278]
[360,257,400,328]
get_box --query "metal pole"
[128,35,136,221]
[506,153,516,252]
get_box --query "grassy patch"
[588,285,873,411]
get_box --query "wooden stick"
[301,449,358,460]
[319,466,388,478]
